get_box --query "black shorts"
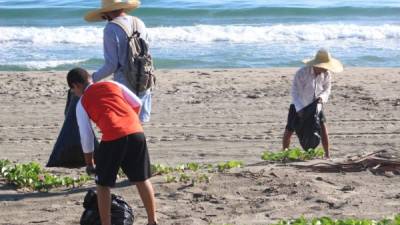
[285,104,326,132]
[94,132,151,187]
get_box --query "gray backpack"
[112,17,155,94]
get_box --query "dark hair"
[67,67,90,88]
[102,9,124,21]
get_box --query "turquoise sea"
[0,0,399,70]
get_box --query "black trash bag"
[47,90,99,168]
[80,190,135,225]
[295,100,321,150]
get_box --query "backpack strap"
[111,16,140,39]
[132,17,139,37]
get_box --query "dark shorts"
[94,132,151,187]
[285,104,326,132]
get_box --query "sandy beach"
[0,68,399,225]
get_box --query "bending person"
[282,49,343,158]
[67,68,158,225]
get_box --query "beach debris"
[340,185,355,192]
[193,192,218,203]
[198,72,210,76]
[246,94,261,99]
[165,88,180,94]
[393,99,400,106]
[29,220,49,224]
[263,187,279,196]
[315,176,335,185]
[292,150,400,175]
[315,198,348,210]
[187,99,202,104]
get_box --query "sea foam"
[0,23,399,46]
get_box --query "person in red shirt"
[67,68,158,225]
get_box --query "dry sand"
[0,68,399,225]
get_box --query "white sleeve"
[319,72,332,103]
[113,81,142,109]
[291,70,303,112]
[76,100,95,153]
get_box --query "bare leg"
[96,185,111,225]
[321,123,330,158]
[135,179,157,225]
[282,129,294,150]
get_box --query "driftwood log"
[292,150,400,175]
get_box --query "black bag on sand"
[46,91,99,168]
[295,100,321,150]
[80,190,135,225]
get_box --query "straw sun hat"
[84,0,140,22]
[302,49,344,73]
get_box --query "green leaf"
[164,175,177,183]
[262,148,324,162]
[186,162,200,171]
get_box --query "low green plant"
[261,148,324,162]
[153,161,242,184]
[151,164,175,175]
[270,215,400,225]
[164,175,177,183]
[0,159,91,192]
[217,160,243,172]
[178,173,191,183]
[163,172,212,184]
[174,164,186,172]
[186,162,201,171]
[196,173,211,183]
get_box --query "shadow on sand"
[0,179,133,201]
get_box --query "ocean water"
[0,0,399,70]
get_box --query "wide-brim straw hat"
[302,49,343,73]
[85,0,140,22]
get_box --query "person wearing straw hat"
[282,49,343,158]
[85,0,153,123]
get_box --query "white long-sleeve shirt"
[76,81,142,153]
[291,66,331,112]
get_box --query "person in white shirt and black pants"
[282,49,343,158]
